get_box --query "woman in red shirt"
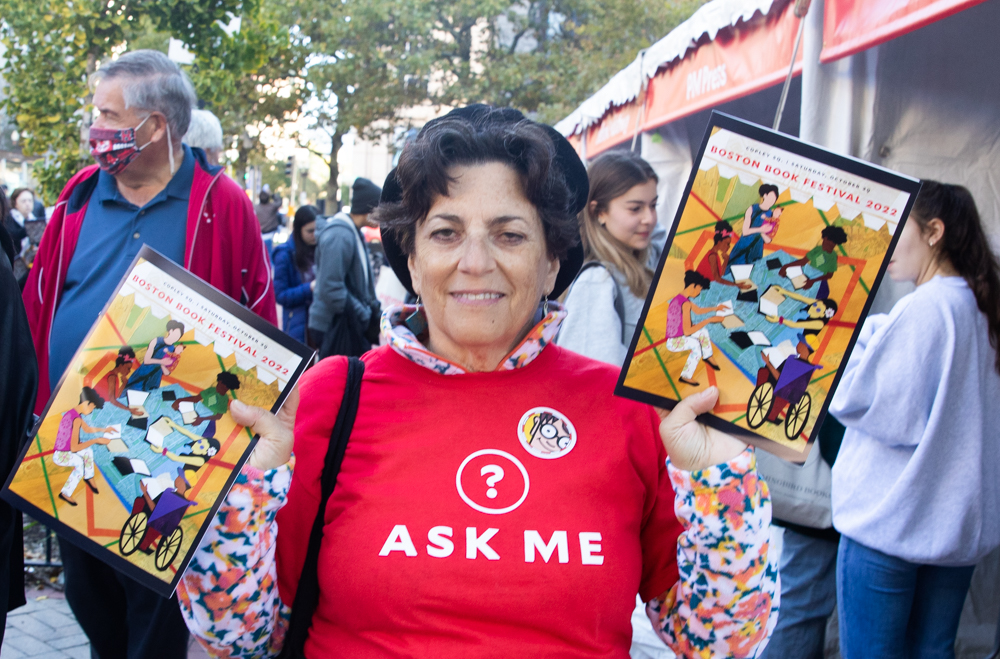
[177,106,778,658]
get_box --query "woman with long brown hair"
[558,151,662,365]
[829,180,1000,658]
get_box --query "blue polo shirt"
[49,145,195,388]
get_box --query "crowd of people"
[0,47,997,659]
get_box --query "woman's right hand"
[231,387,299,471]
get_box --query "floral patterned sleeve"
[646,448,780,658]
[176,458,295,659]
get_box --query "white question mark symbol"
[480,464,505,499]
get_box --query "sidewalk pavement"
[1,583,210,659]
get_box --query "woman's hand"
[231,387,299,471]
[656,387,747,472]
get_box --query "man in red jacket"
[22,50,276,659]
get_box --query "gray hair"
[92,50,198,138]
[184,109,224,151]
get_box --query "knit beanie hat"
[351,177,382,215]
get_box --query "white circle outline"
[455,449,530,515]
[517,406,578,459]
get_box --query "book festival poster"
[617,114,921,461]
[2,247,312,595]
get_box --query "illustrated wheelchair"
[746,356,822,440]
[118,494,185,571]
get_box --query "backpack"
[564,261,627,345]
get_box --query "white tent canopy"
[553,0,781,137]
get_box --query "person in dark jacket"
[255,188,284,256]
[308,177,382,355]
[0,190,37,643]
[273,205,319,344]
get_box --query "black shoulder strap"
[280,356,365,659]
[566,261,627,345]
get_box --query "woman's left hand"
[656,387,747,472]
[232,387,299,471]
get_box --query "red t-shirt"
[275,345,682,657]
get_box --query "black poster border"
[2,245,314,596]
[614,112,922,462]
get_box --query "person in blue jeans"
[272,205,318,344]
[829,181,1000,658]
[759,416,845,659]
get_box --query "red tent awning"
[820,0,989,62]
[580,1,803,158]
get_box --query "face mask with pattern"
[89,114,175,175]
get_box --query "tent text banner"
[821,0,989,62]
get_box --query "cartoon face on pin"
[518,407,577,459]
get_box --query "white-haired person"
[22,49,275,658]
[183,108,224,165]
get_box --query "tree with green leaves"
[429,0,708,123]
[277,0,706,204]
[0,0,140,200]
[0,0,299,201]
[182,1,307,183]
[282,0,436,203]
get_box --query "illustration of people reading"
[695,221,752,290]
[763,285,838,357]
[171,371,240,438]
[158,344,185,376]
[53,387,114,506]
[156,417,221,477]
[125,320,185,392]
[135,469,196,555]
[93,346,139,412]
[727,184,783,270]
[779,226,849,299]
[665,271,726,386]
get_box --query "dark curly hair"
[373,114,579,260]
[821,225,848,245]
[216,371,241,391]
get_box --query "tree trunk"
[78,52,97,158]
[537,0,550,49]
[326,130,345,211]
[235,145,249,190]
